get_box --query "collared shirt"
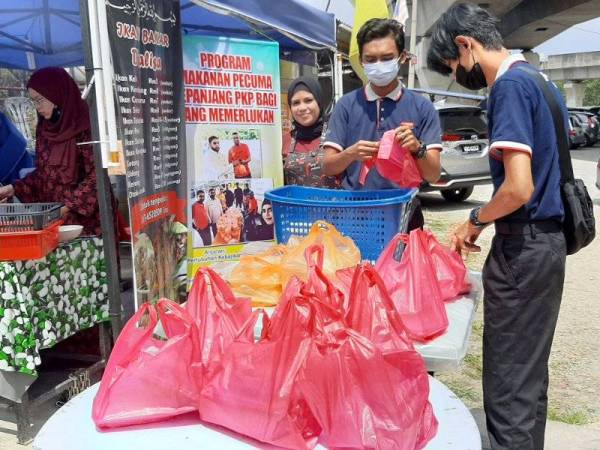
[202,148,231,181]
[205,198,223,223]
[487,54,565,222]
[323,81,442,190]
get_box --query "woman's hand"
[0,184,15,202]
[60,205,70,217]
[347,140,379,162]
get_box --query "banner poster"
[183,35,283,279]
[106,0,188,308]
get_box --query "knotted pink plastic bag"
[375,229,449,342]
[186,267,252,386]
[92,299,200,429]
[197,279,321,450]
[359,128,422,187]
[296,259,437,449]
[425,230,471,301]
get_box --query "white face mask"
[363,58,399,87]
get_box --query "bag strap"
[515,65,575,182]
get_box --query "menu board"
[106,0,187,307]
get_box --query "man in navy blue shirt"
[323,18,442,229]
[427,4,567,450]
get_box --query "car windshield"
[439,109,488,138]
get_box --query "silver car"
[421,104,491,202]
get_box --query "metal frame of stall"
[4,1,339,443]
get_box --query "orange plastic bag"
[375,230,449,342]
[228,245,288,307]
[92,299,200,429]
[280,221,360,285]
[426,230,471,301]
[198,281,321,450]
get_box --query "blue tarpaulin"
[0,0,336,70]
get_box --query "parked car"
[568,113,586,149]
[421,104,491,202]
[596,156,600,190]
[572,111,599,146]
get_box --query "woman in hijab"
[0,111,33,186]
[282,76,340,188]
[0,67,102,235]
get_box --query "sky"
[300,0,600,57]
[533,17,600,56]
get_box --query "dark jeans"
[482,224,566,450]
[210,223,217,238]
[198,226,212,246]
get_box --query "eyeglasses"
[30,96,48,107]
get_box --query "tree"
[583,79,600,106]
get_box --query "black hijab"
[287,76,324,141]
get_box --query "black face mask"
[455,58,487,91]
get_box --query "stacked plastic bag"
[92,225,471,449]
[92,246,440,449]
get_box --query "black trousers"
[198,226,212,246]
[482,223,566,450]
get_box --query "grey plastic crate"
[0,203,62,232]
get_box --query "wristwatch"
[469,206,488,228]
[414,142,427,159]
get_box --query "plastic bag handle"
[234,308,269,341]
[349,263,408,333]
[156,299,193,328]
[304,244,324,270]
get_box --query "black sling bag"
[516,65,595,255]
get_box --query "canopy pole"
[333,50,344,101]
[80,0,123,342]
[407,0,418,89]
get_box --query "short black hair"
[357,18,405,59]
[232,132,239,136]
[208,136,218,144]
[427,3,503,75]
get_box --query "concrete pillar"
[564,81,585,107]
[522,50,540,68]
[414,37,455,90]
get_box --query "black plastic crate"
[0,203,62,232]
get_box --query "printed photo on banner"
[197,129,263,181]
[183,35,282,276]
[189,178,274,249]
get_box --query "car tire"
[441,186,474,202]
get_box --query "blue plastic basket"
[264,186,417,262]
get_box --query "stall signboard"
[183,36,283,279]
[106,0,188,308]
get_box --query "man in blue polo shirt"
[322,18,442,229]
[427,4,567,450]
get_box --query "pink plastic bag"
[296,285,436,450]
[360,129,422,187]
[345,264,438,449]
[197,281,321,450]
[426,230,471,301]
[92,299,200,428]
[186,267,252,385]
[375,230,449,342]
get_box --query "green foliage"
[548,406,590,425]
[583,79,600,107]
